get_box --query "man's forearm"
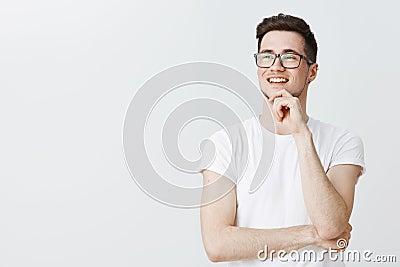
[293,129,349,239]
[204,224,316,262]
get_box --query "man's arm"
[268,89,362,241]
[200,169,348,262]
[294,130,361,240]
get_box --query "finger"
[268,89,294,102]
[269,89,293,101]
[274,98,294,112]
[344,232,350,242]
[273,98,287,121]
[273,98,294,122]
[343,229,351,241]
[348,223,353,232]
[271,98,280,121]
[274,101,283,122]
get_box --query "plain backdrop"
[0,0,399,266]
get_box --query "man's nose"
[269,57,285,71]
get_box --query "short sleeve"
[329,131,366,177]
[200,129,237,183]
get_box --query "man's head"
[255,14,318,100]
[256,14,318,62]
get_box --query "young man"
[200,14,365,266]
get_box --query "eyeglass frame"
[253,52,315,69]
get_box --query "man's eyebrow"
[259,49,274,53]
[282,49,301,54]
[259,48,301,54]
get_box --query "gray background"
[0,0,399,266]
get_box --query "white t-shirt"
[203,116,366,266]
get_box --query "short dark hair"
[256,13,318,63]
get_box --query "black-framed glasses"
[254,52,314,69]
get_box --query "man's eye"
[282,54,297,60]
[262,55,274,59]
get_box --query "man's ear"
[308,63,318,83]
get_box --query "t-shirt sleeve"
[329,130,366,177]
[199,129,237,183]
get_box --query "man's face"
[257,30,314,99]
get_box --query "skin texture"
[200,30,361,262]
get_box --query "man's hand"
[267,89,308,136]
[314,223,352,252]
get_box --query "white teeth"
[268,77,288,83]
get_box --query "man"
[200,13,365,266]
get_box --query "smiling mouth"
[267,77,288,84]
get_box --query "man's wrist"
[293,125,312,142]
[304,225,319,246]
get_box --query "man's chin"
[261,88,302,99]
[270,85,287,90]
[261,87,286,99]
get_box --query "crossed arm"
[200,130,361,262]
[294,130,362,240]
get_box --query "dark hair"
[256,13,318,63]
